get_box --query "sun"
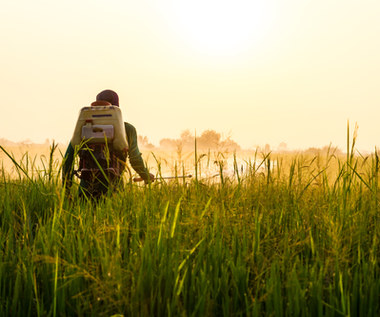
[171,0,273,57]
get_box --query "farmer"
[62,89,154,199]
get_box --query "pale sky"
[1,0,379,151]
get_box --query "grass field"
[0,134,379,316]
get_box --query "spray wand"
[133,175,192,182]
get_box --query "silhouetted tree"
[220,137,241,151]
[158,129,242,151]
[198,130,221,149]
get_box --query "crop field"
[0,136,379,316]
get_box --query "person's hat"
[96,89,119,106]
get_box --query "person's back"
[62,89,154,200]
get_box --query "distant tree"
[138,135,155,149]
[158,129,242,151]
[159,138,177,150]
[180,130,193,143]
[180,130,194,150]
[21,139,33,145]
[278,142,288,152]
[198,130,221,149]
[0,138,18,147]
[220,137,241,151]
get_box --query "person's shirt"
[62,122,150,187]
[123,122,150,179]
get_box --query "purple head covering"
[96,89,119,106]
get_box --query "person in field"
[62,89,154,199]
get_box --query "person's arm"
[62,142,75,188]
[125,122,154,182]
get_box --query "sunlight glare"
[173,0,273,56]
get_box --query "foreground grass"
[0,143,379,316]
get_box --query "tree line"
[138,129,241,151]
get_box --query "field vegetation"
[0,130,379,316]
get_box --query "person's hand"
[145,173,155,184]
[133,173,155,183]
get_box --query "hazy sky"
[1,0,379,151]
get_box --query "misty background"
[1,0,379,152]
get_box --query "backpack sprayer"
[71,104,128,181]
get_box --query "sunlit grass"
[0,131,379,316]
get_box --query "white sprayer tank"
[71,106,128,152]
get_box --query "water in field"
[143,149,277,184]
[0,143,275,183]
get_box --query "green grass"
[0,137,379,316]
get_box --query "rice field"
[0,134,379,316]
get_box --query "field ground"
[0,141,379,316]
